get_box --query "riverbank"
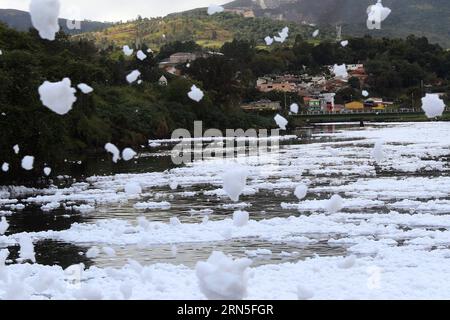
[289,111,450,125]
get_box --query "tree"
[348,77,361,90]
[156,41,201,61]
[221,39,255,64]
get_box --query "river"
[1,121,450,299]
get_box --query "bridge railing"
[297,107,450,116]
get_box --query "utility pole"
[135,17,144,49]
[336,24,342,42]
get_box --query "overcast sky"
[1,0,234,22]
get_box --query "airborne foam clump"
[333,64,348,79]
[233,210,249,227]
[362,90,369,97]
[340,40,349,47]
[122,148,137,161]
[19,234,36,263]
[77,83,93,94]
[274,26,289,43]
[0,217,9,235]
[43,167,51,176]
[312,29,319,37]
[29,0,60,41]
[223,166,249,202]
[38,78,77,115]
[367,0,391,25]
[105,143,121,163]
[207,4,224,15]
[13,145,19,154]
[1,162,9,172]
[290,103,299,114]
[196,251,252,300]
[371,140,385,163]
[294,184,308,200]
[123,45,133,56]
[264,36,274,46]
[188,85,204,102]
[136,50,147,61]
[274,114,288,130]
[325,194,343,213]
[421,94,446,118]
[21,156,34,171]
[126,70,141,84]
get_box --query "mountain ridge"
[225,0,450,47]
[0,9,112,35]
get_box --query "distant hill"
[0,9,112,35]
[225,0,450,48]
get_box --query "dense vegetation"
[0,24,271,181]
[1,19,449,181]
[186,35,450,107]
[76,12,333,50]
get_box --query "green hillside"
[75,11,333,50]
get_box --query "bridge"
[289,109,450,125]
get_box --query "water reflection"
[92,239,348,269]
[1,123,386,268]
[6,240,94,269]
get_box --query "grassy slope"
[75,11,332,50]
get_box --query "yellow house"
[345,101,364,110]
[372,105,386,110]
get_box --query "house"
[160,65,180,76]
[333,104,345,112]
[169,52,199,64]
[304,97,322,112]
[346,64,365,71]
[326,64,367,85]
[345,101,364,111]
[224,8,255,18]
[256,78,297,93]
[241,100,281,112]
[325,78,349,92]
[364,98,394,110]
[318,93,336,111]
[158,52,205,73]
[158,75,168,86]
[302,93,335,112]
